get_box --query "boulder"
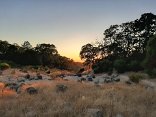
[26,87,38,95]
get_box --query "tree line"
[80,13,156,75]
[0,41,80,70]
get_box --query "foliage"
[80,13,156,73]
[143,35,156,77]
[80,43,99,67]
[114,59,127,73]
[0,40,81,71]
[129,72,145,83]
[0,62,10,70]
[93,59,113,73]
[128,60,143,71]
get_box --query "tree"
[22,41,32,50]
[144,35,156,76]
[100,13,156,60]
[80,43,99,67]
[35,43,58,65]
[80,13,156,73]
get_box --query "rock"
[88,77,93,81]
[36,73,42,80]
[77,73,82,77]
[57,74,65,78]
[63,78,69,81]
[114,77,120,82]
[56,84,68,92]
[26,87,38,95]
[25,74,30,79]
[125,80,132,85]
[86,108,103,117]
[92,74,96,78]
[105,78,112,83]
[81,78,86,81]
[46,70,50,74]
[77,68,85,74]
[3,82,24,93]
[17,78,25,82]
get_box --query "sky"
[0,0,156,62]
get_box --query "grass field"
[0,80,156,117]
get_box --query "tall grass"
[0,81,156,117]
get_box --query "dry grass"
[0,81,156,117]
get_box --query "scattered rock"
[26,87,38,95]
[56,84,68,92]
[3,82,24,93]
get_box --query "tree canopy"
[80,13,156,73]
[0,41,80,71]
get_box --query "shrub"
[128,60,143,71]
[145,68,156,78]
[93,59,113,74]
[114,59,127,73]
[129,72,145,83]
[0,63,10,70]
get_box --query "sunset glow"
[0,0,156,61]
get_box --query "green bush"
[129,72,145,83]
[114,59,127,73]
[0,63,10,70]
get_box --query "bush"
[145,68,156,78]
[128,60,143,71]
[114,59,127,73]
[0,63,10,70]
[93,59,113,74]
[129,72,145,83]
